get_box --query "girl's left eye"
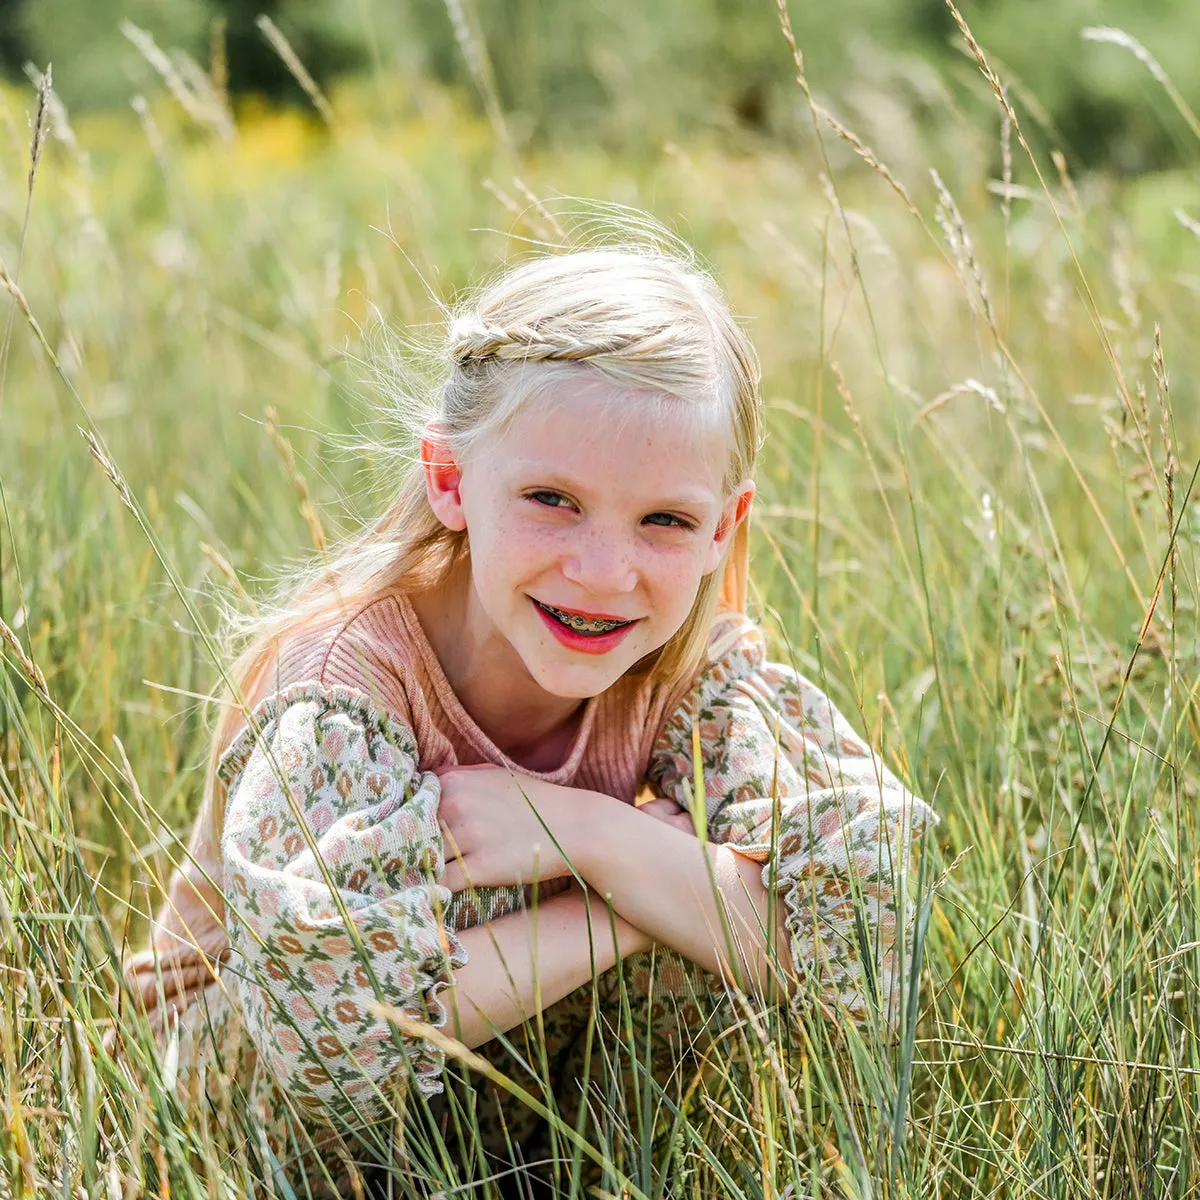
[644,512,695,531]
[528,490,574,510]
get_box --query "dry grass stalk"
[944,1,1019,128]
[0,259,33,319]
[814,103,919,218]
[1082,26,1200,142]
[930,168,996,330]
[482,177,522,221]
[121,22,233,141]
[130,95,167,170]
[1083,26,1170,85]
[916,379,1005,424]
[510,175,567,244]
[27,63,50,193]
[943,0,1156,492]
[255,15,336,128]
[209,16,229,114]
[173,51,235,141]
[0,614,48,696]
[1050,149,1082,221]
[79,427,135,516]
[22,63,86,175]
[1152,327,1178,625]
[774,0,808,97]
[442,0,511,154]
[776,0,917,219]
[264,407,328,554]
[199,542,256,610]
[1176,208,1200,240]
[1000,85,1013,229]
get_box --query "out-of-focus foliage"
[3,0,1200,170]
[9,0,367,110]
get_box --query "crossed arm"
[438,769,794,1049]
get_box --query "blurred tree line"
[2,0,1197,172]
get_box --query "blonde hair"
[200,241,762,843]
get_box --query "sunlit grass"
[2,8,1200,1195]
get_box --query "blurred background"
[3,0,1200,170]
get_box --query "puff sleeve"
[646,619,937,1024]
[217,684,467,1122]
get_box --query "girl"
[123,242,934,1195]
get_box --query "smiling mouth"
[533,600,634,636]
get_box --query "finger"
[640,798,686,820]
[440,858,494,894]
[640,803,701,836]
[128,961,214,1012]
[640,802,687,827]
[438,820,465,862]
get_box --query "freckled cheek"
[491,521,571,578]
[643,546,707,610]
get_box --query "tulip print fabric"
[646,618,938,1025]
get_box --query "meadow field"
[2,6,1200,1196]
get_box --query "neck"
[410,566,585,766]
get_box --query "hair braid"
[448,316,658,366]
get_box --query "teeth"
[539,602,629,635]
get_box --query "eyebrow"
[509,463,718,511]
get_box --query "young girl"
[123,242,934,1195]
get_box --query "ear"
[702,481,755,574]
[421,423,468,532]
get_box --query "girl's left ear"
[702,481,755,574]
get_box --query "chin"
[521,646,639,697]
[529,664,627,700]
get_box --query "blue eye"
[529,490,573,509]
[644,512,695,530]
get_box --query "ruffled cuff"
[756,787,934,1023]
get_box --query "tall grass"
[2,6,1200,1196]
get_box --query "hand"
[436,764,585,894]
[638,797,701,836]
[126,874,230,1014]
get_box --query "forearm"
[566,793,794,999]
[442,886,648,1049]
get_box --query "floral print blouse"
[213,616,936,1141]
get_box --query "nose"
[561,527,638,596]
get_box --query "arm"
[125,829,230,1015]
[220,688,476,1115]
[438,624,937,1025]
[443,882,650,1049]
[438,770,790,1000]
[638,626,939,1024]
[570,793,792,998]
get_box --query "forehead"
[485,372,729,501]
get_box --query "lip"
[535,600,635,623]
[530,597,640,655]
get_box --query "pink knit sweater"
[275,588,696,800]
